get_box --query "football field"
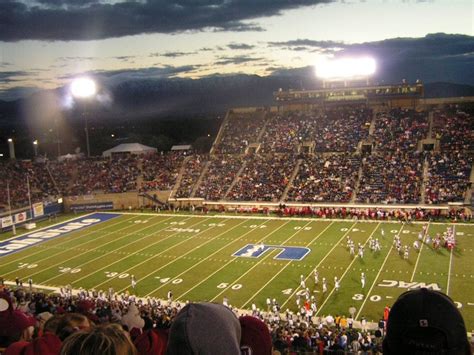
[1,212,473,329]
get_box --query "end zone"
[0,213,121,257]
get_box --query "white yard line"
[0,215,137,268]
[116,211,472,226]
[142,219,250,297]
[355,225,405,320]
[240,221,335,309]
[316,222,381,315]
[209,220,316,303]
[112,218,245,294]
[446,224,455,296]
[175,219,282,300]
[24,216,179,282]
[410,222,430,282]
[280,222,358,309]
[89,217,222,290]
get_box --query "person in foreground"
[383,288,471,354]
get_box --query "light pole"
[7,138,15,159]
[71,78,97,158]
[33,140,38,157]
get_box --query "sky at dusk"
[0,0,473,101]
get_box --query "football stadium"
[1,5,474,351]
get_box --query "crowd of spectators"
[432,107,474,151]
[140,152,186,192]
[227,154,297,202]
[372,109,428,151]
[287,153,361,203]
[260,112,316,153]
[174,155,208,198]
[0,284,388,355]
[313,107,371,153]
[195,155,245,201]
[213,111,267,154]
[425,152,472,204]
[356,151,424,204]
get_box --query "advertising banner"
[0,216,13,228]
[14,212,27,224]
[33,202,44,217]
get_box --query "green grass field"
[1,212,473,329]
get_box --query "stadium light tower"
[70,77,97,158]
[315,57,376,87]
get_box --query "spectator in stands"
[60,323,137,355]
[383,288,471,354]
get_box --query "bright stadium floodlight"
[70,77,97,98]
[315,57,376,80]
[70,77,97,157]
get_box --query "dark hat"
[383,288,470,354]
[239,316,272,355]
[24,333,62,355]
[166,302,241,355]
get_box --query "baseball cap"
[383,288,470,354]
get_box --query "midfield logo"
[233,244,310,261]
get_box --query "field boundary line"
[0,215,137,268]
[355,225,405,320]
[410,222,430,282]
[142,218,251,296]
[316,222,382,315]
[210,220,316,303]
[113,212,473,226]
[240,221,335,308]
[22,216,179,282]
[446,224,455,295]
[88,217,225,290]
[280,222,358,309]
[175,219,283,300]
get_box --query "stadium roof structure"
[102,143,157,157]
[171,145,192,151]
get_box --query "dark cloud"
[214,55,264,65]
[227,43,255,50]
[113,56,136,62]
[162,51,196,58]
[268,39,345,48]
[0,0,332,41]
[0,86,40,101]
[57,56,95,62]
[0,70,33,82]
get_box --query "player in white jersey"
[413,240,420,251]
[374,238,381,252]
[358,244,364,259]
[131,275,137,290]
[403,245,410,260]
[361,272,366,288]
[381,228,385,237]
[314,269,319,285]
[349,243,355,256]
[334,276,340,292]
[322,278,327,293]
[300,274,306,289]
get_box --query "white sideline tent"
[102,143,157,158]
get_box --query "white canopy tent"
[102,143,157,158]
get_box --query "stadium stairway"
[465,163,474,205]
[351,164,364,203]
[421,156,429,204]
[210,111,230,154]
[428,111,434,138]
[280,158,303,202]
[169,155,192,199]
[190,160,211,198]
[223,159,248,200]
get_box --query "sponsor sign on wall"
[0,216,13,229]
[33,202,44,217]
[14,212,27,224]
[70,202,114,212]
